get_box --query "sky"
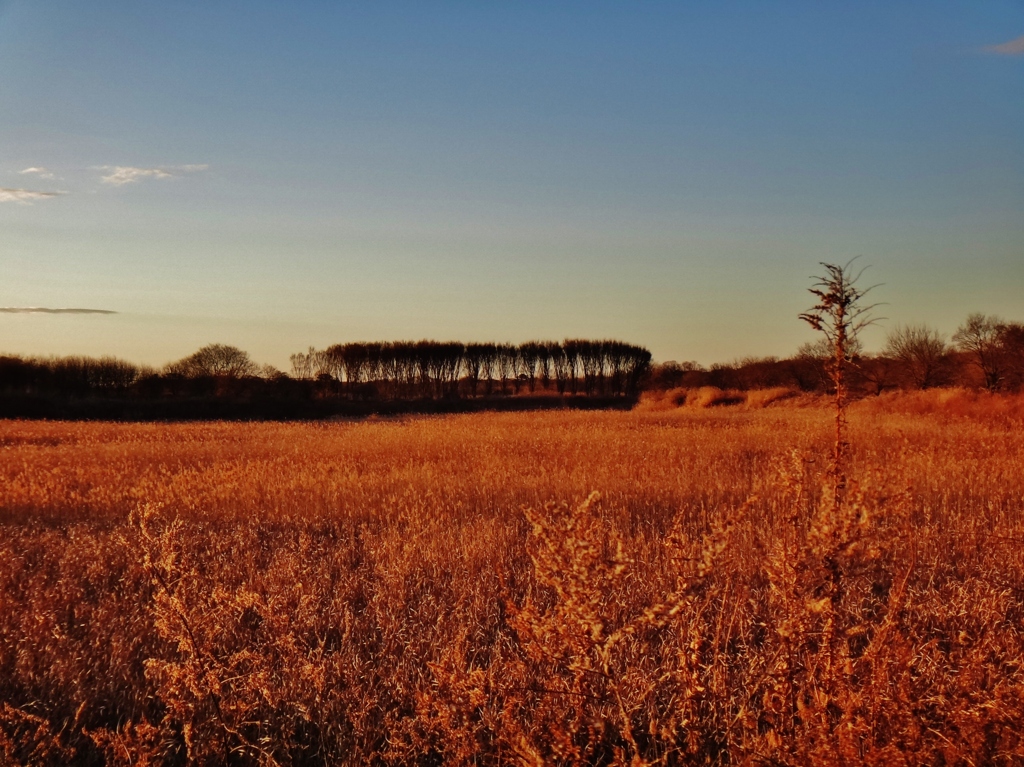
[1,1,1022,370]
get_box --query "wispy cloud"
[97,164,208,185]
[0,307,117,315]
[982,34,1024,56]
[0,188,63,204]
[98,166,173,185]
[18,167,55,179]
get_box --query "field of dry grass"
[3,390,1024,764]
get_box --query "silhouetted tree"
[562,340,584,395]
[649,361,685,390]
[543,342,562,392]
[167,344,259,378]
[496,344,516,395]
[953,313,1005,391]
[796,337,864,393]
[290,348,315,380]
[856,355,899,396]
[463,344,487,397]
[885,324,948,389]
[998,323,1024,391]
[0,356,35,393]
[580,341,603,395]
[516,342,540,392]
[478,343,498,396]
[623,344,652,397]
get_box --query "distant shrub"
[687,386,745,408]
[853,387,1024,421]
[635,387,688,411]
[744,386,799,409]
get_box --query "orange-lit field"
[3,390,1024,765]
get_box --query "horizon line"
[0,307,118,315]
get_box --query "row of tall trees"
[289,340,652,399]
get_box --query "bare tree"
[310,348,336,380]
[623,344,652,397]
[543,342,562,392]
[796,337,864,393]
[88,356,147,390]
[463,344,487,397]
[550,343,570,394]
[258,363,284,380]
[168,344,259,378]
[856,354,899,396]
[953,313,1004,391]
[517,342,542,393]
[605,342,627,395]
[997,323,1024,391]
[562,340,584,395]
[580,341,603,395]
[289,349,314,380]
[479,343,498,396]
[495,344,516,395]
[885,324,947,389]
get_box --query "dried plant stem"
[799,259,879,512]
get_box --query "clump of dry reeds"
[638,385,800,411]
[743,386,799,409]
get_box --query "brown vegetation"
[3,394,1024,764]
[637,386,801,411]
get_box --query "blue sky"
[1,1,1022,369]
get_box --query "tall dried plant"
[799,260,878,512]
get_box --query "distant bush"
[744,386,799,408]
[165,344,259,378]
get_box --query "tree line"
[3,310,1022,410]
[649,313,1024,395]
[0,339,652,403]
[288,340,652,398]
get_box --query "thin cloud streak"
[0,307,117,315]
[18,167,55,179]
[99,166,172,185]
[0,188,63,204]
[983,35,1024,55]
[97,164,208,185]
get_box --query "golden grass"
[637,386,803,411]
[2,393,1024,764]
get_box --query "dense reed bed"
[2,391,1023,764]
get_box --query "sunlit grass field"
[3,390,1024,764]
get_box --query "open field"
[3,390,1024,764]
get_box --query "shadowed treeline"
[0,340,651,421]
[290,340,652,398]
[2,313,1023,420]
[649,313,1024,396]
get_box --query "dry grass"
[637,386,802,411]
[2,393,1024,764]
